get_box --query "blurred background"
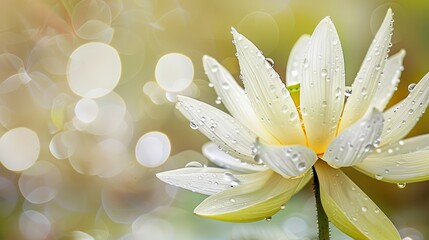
[0,0,428,239]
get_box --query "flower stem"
[313,166,330,240]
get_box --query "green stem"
[313,166,330,240]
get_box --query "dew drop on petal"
[361,206,368,212]
[185,161,203,168]
[135,132,171,167]
[67,42,121,98]
[215,96,222,105]
[0,128,40,171]
[297,162,306,172]
[375,174,383,180]
[408,83,416,92]
[397,182,406,189]
[189,120,199,130]
[345,87,352,97]
[155,53,194,92]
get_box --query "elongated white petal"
[177,96,256,163]
[301,17,345,153]
[202,142,268,173]
[286,34,310,86]
[231,28,306,145]
[194,170,312,222]
[355,150,429,183]
[156,167,251,195]
[380,72,429,146]
[323,109,383,167]
[256,139,317,178]
[356,134,429,183]
[315,161,401,240]
[340,9,393,131]
[370,134,429,157]
[370,50,405,111]
[202,56,276,143]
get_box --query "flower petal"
[156,167,252,195]
[255,139,317,178]
[202,56,276,143]
[379,72,429,146]
[177,96,256,163]
[355,134,429,183]
[315,161,401,240]
[339,9,393,131]
[231,28,306,145]
[301,17,345,153]
[370,50,405,111]
[286,34,310,86]
[374,134,429,156]
[194,170,312,222]
[202,142,268,173]
[323,108,383,167]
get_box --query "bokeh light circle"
[19,210,51,240]
[67,42,121,98]
[49,130,79,160]
[135,132,171,167]
[18,161,62,204]
[155,53,194,92]
[0,127,40,171]
[74,98,99,123]
[0,176,18,217]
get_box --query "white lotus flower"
[157,9,429,239]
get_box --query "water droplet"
[408,83,416,92]
[221,82,230,90]
[321,101,328,107]
[230,198,236,203]
[375,174,383,180]
[265,58,274,68]
[282,105,289,113]
[230,180,240,187]
[399,140,405,146]
[185,161,203,168]
[303,59,309,68]
[190,120,199,130]
[361,206,368,212]
[211,66,219,73]
[254,155,263,164]
[351,187,356,191]
[373,138,381,147]
[297,162,307,172]
[374,208,380,213]
[375,64,381,71]
[265,216,272,222]
[280,205,286,210]
[361,88,368,96]
[384,169,390,174]
[289,112,297,121]
[321,69,328,77]
[408,109,414,114]
[223,172,235,181]
[291,153,300,162]
[397,182,406,188]
[208,82,214,88]
[345,87,352,97]
[215,96,222,104]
